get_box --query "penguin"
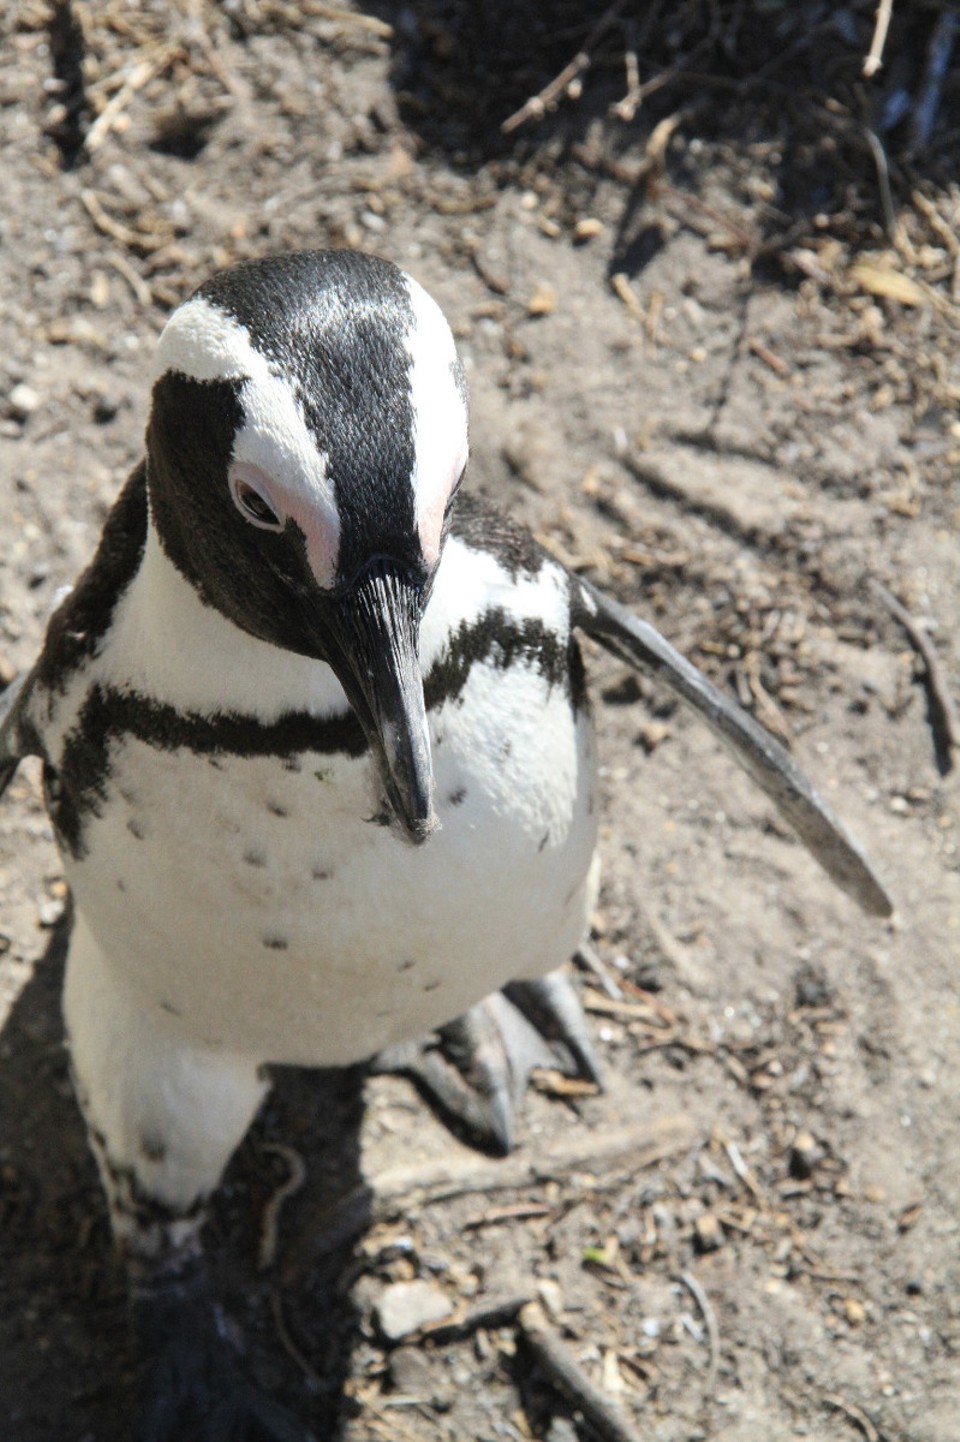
[0,250,891,1441]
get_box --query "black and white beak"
[322,563,435,844]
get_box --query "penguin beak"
[324,565,436,845]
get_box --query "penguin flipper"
[0,670,38,800]
[373,971,600,1155]
[571,575,893,919]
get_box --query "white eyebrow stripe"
[403,275,469,568]
[152,294,260,384]
[152,295,341,588]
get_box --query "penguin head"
[146,250,470,842]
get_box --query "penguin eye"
[229,470,283,531]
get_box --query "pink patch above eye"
[418,454,466,568]
[287,499,340,591]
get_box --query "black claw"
[132,1257,314,1442]
[505,973,604,1087]
[373,970,600,1153]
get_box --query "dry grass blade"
[870,578,959,770]
[863,0,894,77]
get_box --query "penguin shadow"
[357,2,959,278]
[355,0,686,281]
[0,915,372,1441]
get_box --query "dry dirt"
[1,4,958,1441]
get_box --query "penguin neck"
[98,521,351,723]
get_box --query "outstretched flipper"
[373,971,600,1154]
[571,575,893,918]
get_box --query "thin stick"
[678,1271,720,1394]
[864,0,894,77]
[85,47,175,152]
[258,1142,308,1270]
[862,129,897,241]
[824,1392,881,1442]
[518,1302,644,1442]
[502,3,625,133]
[575,942,625,1001]
[282,1115,695,1280]
[424,1292,533,1343]
[870,578,959,770]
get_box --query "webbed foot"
[373,968,601,1154]
[133,1257,314,1442]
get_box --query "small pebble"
[573,217,604,242]
[546,1418,580,1442]
[790,1130,820,1180]
[693,1213,723,1253]
[37,899,65,928]
[387,1345,453,1409]
[375,1279,452,1342]
[8,383,41,420]
[92,393,120,424]
[527,282,557,317]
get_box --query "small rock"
[546,1418,580,1442]
[637,720,671,754]
[37,898,65,929]
[843,1297,866,1326]
[789,1130,821,1180]
[92,392,120,424]
[388,1346,454,1411]
[693,1213,723,1254]
[8,383,41,420]
[527,282,557,317]
[573,217,604,242]
[375,1279,452,1342]
[537,1278,565,1319]
[794,960,831,1009]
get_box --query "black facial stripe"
[194,250,420,583]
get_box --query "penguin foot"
[373,969,602,1154]
[132,1256,313,1442]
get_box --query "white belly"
[65,659,598,1064]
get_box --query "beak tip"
[407,806,439,846]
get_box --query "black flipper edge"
[0,671,34,801]
[572,575,893,918]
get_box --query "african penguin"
[0,249,892,1441]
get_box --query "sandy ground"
[0,4,958,1440]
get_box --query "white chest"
[56,534,599,1065]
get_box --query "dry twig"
[85,47,176,151]
[283,1116,694,1280]
[870,578,959,771]
[502,3,625,133]
[864,0,894,77]
[258,1142,308,1270]
[825,1392,882,1442]
[678,1270,720,1394]
[518,1301,644,1442]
